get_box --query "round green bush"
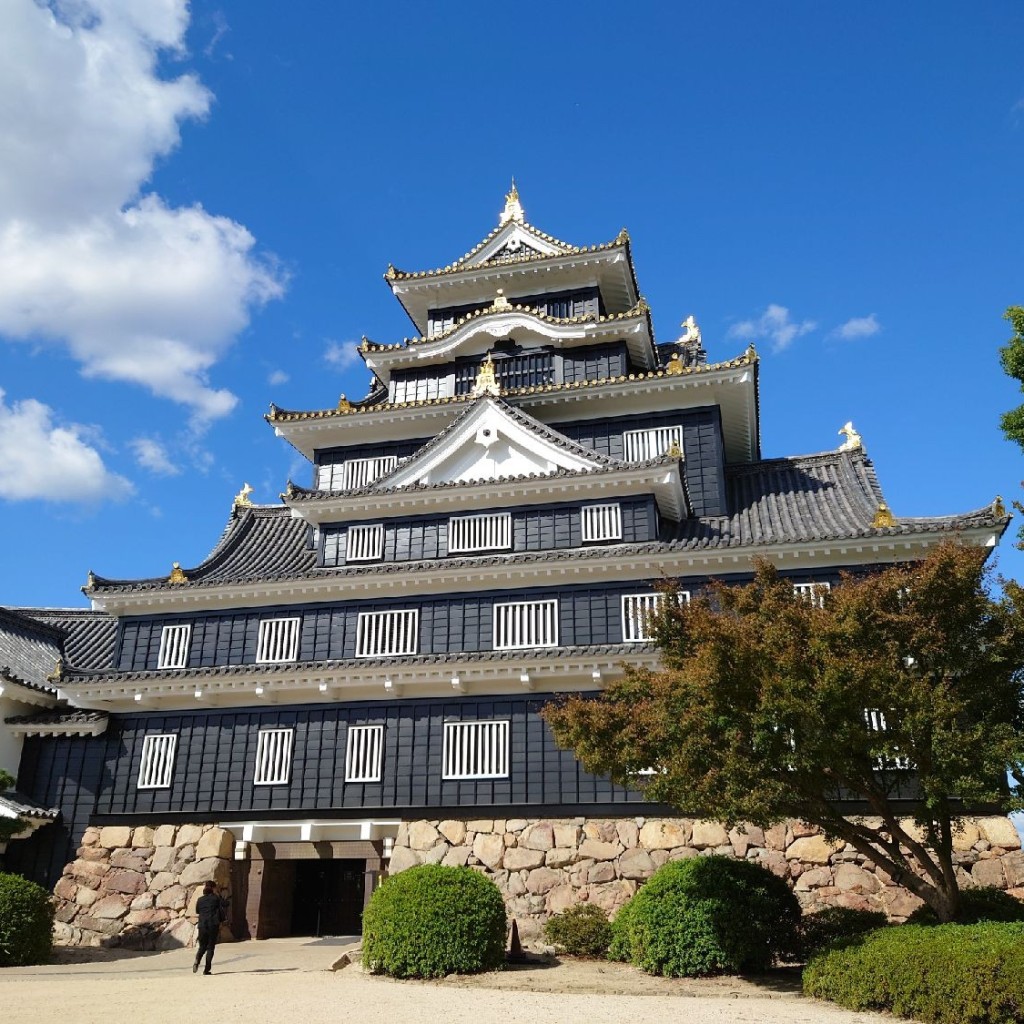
[799,906,888,958]
[906,887,1024,926]
[612,855,801,977]
[804,922,1024,1024]
[543,903,612,957]
[362,864,507,978]
[0,872,54,966]
[608,894,637,961]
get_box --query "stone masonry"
[389,815,1024,943]
[52,823,234,949]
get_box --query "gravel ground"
[0,938,889,1024]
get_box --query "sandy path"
[0,939,887,1024]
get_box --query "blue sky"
[1,0,1023,607]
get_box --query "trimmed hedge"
[906,887,1024,926]
[543,903,611,957]
[609,855,801,977]
[799,906,888,958]
[0,872,54,967]
[361,864,507,978]
[803,922,1024,1023]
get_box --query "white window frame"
[345,725,384,783]
[449,512,513,554]
[253,728,294,786]
[623,424,684,461]
[391,376,448,404]
[442,720,510,780]
[342,456,398,490]
[621,591,689,642]
[355,609,419,658]
[137,734,177,789]
[793,582,831,608]
[157,624,191,670]
[493,599,559,650]
[346,523,385,562]
[256,617,301,664]
[864,708,913,770]
[581,503,622,543]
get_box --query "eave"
[0,674,57,709]
[82,524,998,618]
[268,352,759,463]
[7,716,107,738]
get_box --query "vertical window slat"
[442,721,509,780]
[254,728,293,785]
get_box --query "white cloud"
[0,389,133,503]
[268,370,289,386]
[129,436,180,476]
[728,304,817,353]
[0,1,284,423]
[833,314,881,340]
[324,340,363,370]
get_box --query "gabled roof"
[0,607,64,692]
[21,608,117,672]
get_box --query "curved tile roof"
[0,607,64,690]
[23,608,118,672]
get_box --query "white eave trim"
[7,718,107,738]
[0,679,58,709]
[82,524,996,617]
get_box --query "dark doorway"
[290,858,365,936]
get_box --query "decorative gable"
[383,398,605,488]
[472,221,564,266]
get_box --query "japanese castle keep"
[2,185,1021,948]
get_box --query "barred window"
[623,425,684,461]
[442,721,509,779]
[864,709,912,770]
[347,523,385,562]
[157,624,191,669]
[137,734,177,789]
[581,503,622,542]
[793,582,831,608]
[356,609,419,658]
[493,599,558,650]
[622,594,663,642]
[316,456,398,491]
[345,725,384,782]
[449,512,512,553]
[253,728,294,785]
[256,617,301,663]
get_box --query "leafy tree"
[544,542,1024,923]
[0,770,27,843]
[999,305,1024,546]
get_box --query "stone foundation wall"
[389,815,1024,943]
[52,824,234,949]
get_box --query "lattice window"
[256,617,301,663]
[623,424,684,461]
[253,728,294,785]
[793,582,831,608]
[449,512,512,553]
[345,725,384,782]
[137,734,177,789]
[581,503,622,542]
[343,456,398,490]
[621,592,690,642]
[391,375,447,404]
[442,721,510,780]
[864,708,912,770]
[347,523,385,562]
[356,609,419,658]
[157,624,191,669]
[493,599,558,650]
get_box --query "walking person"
[192,880,227,975]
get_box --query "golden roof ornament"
[233,482,254,508]
[492,288,511,311]
[667,439,683,459]
[385,264,397,281]
[872,502,896,529]
[499,178,525,226]
[168,562,188,585]
[48,658,65,685]
[337,394,352,412]
[994,495,1007,518]
[470,354,502,398]
[665,352,684,376]
[745,342,758,362]
[616,227,630,245]
[838,421,863,452]
[680,315,702,346]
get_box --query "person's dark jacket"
[196,892,227,930]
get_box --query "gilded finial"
[85,570,96,590]
[994,495,1007,518]
[337,394,352,412]
[360,337,369,351]
[665,352,684,376]
[267,402,279,421]
[471,354,502,398]
[838,421,863,453]
[168,562,188,585]
[48,658,65,684]
[385,263,397,281]
[872,502,896,529]
[233,482,254,508]
[667,440,683,459]
[635,296,650,315]
[499,179,525,226]
[616,227,630,245]
[745,342,758,362]
[492,288,511,311]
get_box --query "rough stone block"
[466,819,494,833]
[131,826,156,848]
[979,816,1022,850]
[422,844,447,865]
[545,848,575,869]
[156,918,194,949]
[442,846,471,868]
[90,895,130,920]
[618,848,655,879]
[786,835,842,864]
[54,877,78,901]
[639,821,690,850]
[546,885,576,915]
[794,867,833,892]
[179,857,230,888]
[438,820,467,846]
[77,915,122,937]
[578,839,622,861]
[152,825,177,847]
[764,824,788,851]
[587,863,616,884]
[522,823,555,852]
[952,822,981,852]
[833,864,879,893]
[196,827,235,860]
[504,848,546,871]
[615,820,639,849]
[506,873,527,896]
[76,846,107,862]
[387,846,421,874]
[505,819,529,833]
[98,826,132,849]
[156,884,188,910]
[472,833,505,869]
[130,893,155,911]
[1000,850,1024,889]
[75,887,100,908]
[150,871,177,892]
[553,825,579,849]
[110,849,148,872]
[150,846,176,873]
[126,908,171,927]
[971,857,1007,888]
[525,868,562,894]
[55,902,80,924]
[175,824,203,847]
[104,869,147,895]
[691,820,729,848]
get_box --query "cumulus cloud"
[324,340,363,370]
[0,0,284,422]
[0,389,133,503]
[728,304,817,353]
[832,314,881,340]
[129,436,180,476]
[268,370,290,386]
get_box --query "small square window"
[581,504,622,543]
[345,725,384,782]
[157,624,191,669]
[254,728,294,785]
[256,617,300,663]
[137,734,177,789]
[347,524,385,562]
[442,721,509,779]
